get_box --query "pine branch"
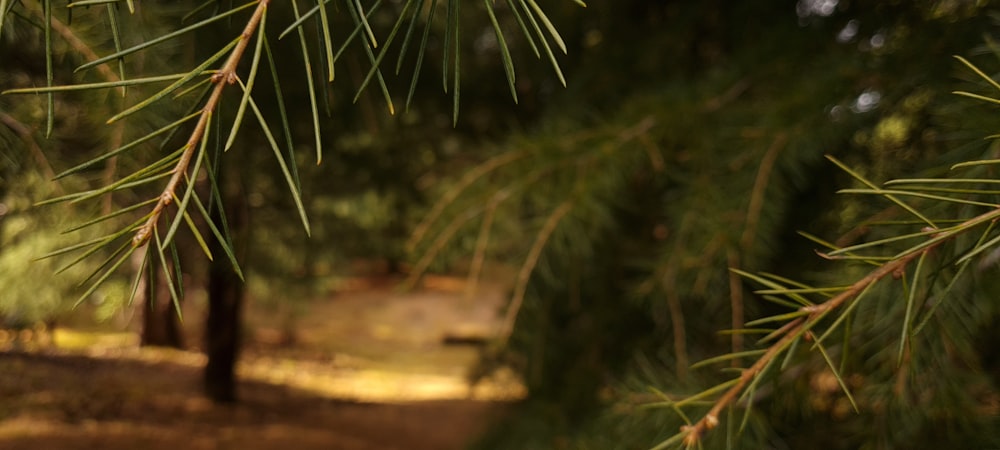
[131,0,270,249]
[670,204,1000,448]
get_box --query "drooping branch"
[131,0,270,248]
[499,199,574,345]
[728,134,787,362]
[0,111,59,187]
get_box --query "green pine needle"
[73,242,136,308]
[190,189,244,280]
[289,0,323,164]
[485,0,518,103]
[242,81,312,236]
[108,38,239,124]
[75,1,257,73]
[405,0,439,111]
[224,7,268,152]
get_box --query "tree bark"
[138,257,185,349]
[203,173,247,403]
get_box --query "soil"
[0,274,519,450]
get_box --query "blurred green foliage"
[3,1,1000,448]
[434,1,1000,449]
[0,172,131,326]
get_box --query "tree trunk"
[138,257,185,349]
[203,173,247,403]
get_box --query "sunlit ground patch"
[7,329,525,404]
[240,359,525,402]
[52,329,137,350]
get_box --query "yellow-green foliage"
[0,209,75,324]
[0,174,131,325]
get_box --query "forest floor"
[0,273,521,450]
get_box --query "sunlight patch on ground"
[6,274,523,405]
[52,329,137,350]
[0,328,136,352]
[240,361,525,402]
[22,329,525,404]
[0,417,61,439]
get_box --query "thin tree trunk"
[203,172,247,403]
[138,259,185,349]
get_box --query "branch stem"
[132,0,269,248]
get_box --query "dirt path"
[0,274,519,449]
[0,352,507,450]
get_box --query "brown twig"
[403,202,485,290]
[464,200,498,302]
[404,158,571,290]
[101,123,125,214]
[661,212,696,381]
[499,200,574,345]
[0,112,58,186]
[728,133,787,363]
[702,77,751,113]
[407,150,526,252]
[663,271,689,381]
[740,134,786,252]
[634,212,697,380]
[131,0,270,248]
